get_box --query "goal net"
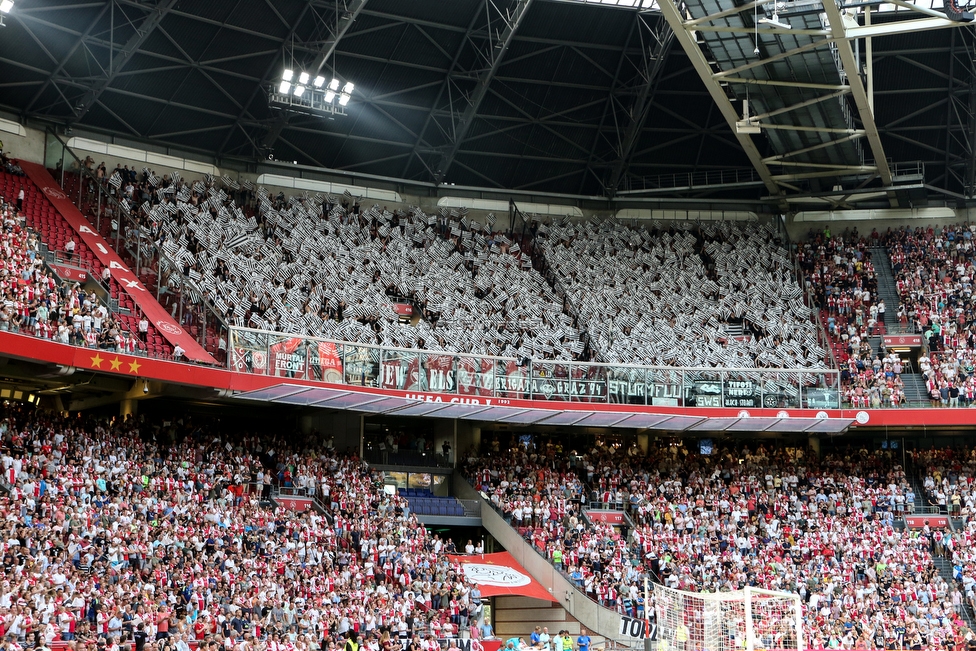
[651,584,802,651]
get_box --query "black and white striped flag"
[108,171,122,189]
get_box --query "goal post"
[651,584,803,651]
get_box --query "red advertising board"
[447,553,556,602]
[275,497,315,512]
[49,264,88,282]
[905,515,949,529]
[586,509,624,525]
[883,334,922,348]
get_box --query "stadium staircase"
[901,374,930,406]
[0,169,175,354]
[453,476,627,642]
[869,247,902,333]
[51,166,224,360]
[871,246,930,405]
[932,556,976,629]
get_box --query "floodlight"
[313,76,325,88]
[0,0,12,13]
[282,69,294,81]
[324,90,336,102]
[342,81,354,94]
[329,78,340,91]
[279,80,291,94]
[294,85,306,97]
[299,71,310,84]
[758,13,791,28]
[339,93,350,106]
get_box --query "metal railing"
[229,325,842,409]
[621,167,762,193]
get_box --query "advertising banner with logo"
[308,341,343,383]
[269,336,306,379]
[232,347,268,375]
[531,362,569,401]
[686,380,723,407]
[20,162,215,364]
[380,349,421,390]
[447,552,556,602]
[803,388,839,409]
[651,370,683,407]
[344,345,380,387]
[619,616,657,641]
[425,353,456,393]
[608,367,645,404]
[457,356,494,396]
[574,364,607,403]
[722,378,762,408]
[496,360,529,399]
[585,509,625,525]
[49,264,88,282]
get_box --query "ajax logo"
[855,411,870,425]
[155,320,183,336]
[461,564,530,587]
[43,187,67,200]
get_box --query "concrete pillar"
[456,422,481,459]
[808,436,821,459]
[637,433,649,454]
[120,399,137,418]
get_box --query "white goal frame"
[651,584,803,651]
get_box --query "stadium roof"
[0,0,973,203]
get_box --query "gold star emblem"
[109,357,123,371]
[90,354,104,368]
[128,359,142,374]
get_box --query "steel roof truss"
[822,0,889,185]
[432,0,538,184]
[658,0,782,195]
[607,13,675,193]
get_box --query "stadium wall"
[0,116,45,166]
[785,208,966,240]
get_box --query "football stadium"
[0,1,973,651]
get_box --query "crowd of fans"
[0,404,489,651]
[913,447,976,619]
[467,438,974,650]
[0,191,140,352]
[89,166,585,362]
[78,160,840,373]
[537,219,826,369]
[796,229,905,407]
[884,225,976,408]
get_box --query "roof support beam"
[310,0,369,74]
[822,0,891,185]
[402,8,481,181]
[657,0,781,196]
[607,14,674,195]
[69,0,180,127]
[432,0,537,185]
[23,1,111,115]
[216,1,318,157]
